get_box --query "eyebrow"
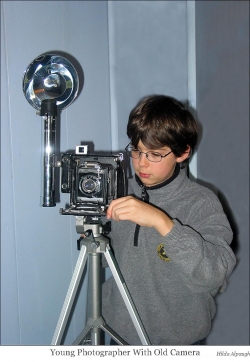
[137,145,169,153]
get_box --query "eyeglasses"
[125,143,172,163]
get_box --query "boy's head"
[127,95,198,158]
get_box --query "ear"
[176,146,191,163]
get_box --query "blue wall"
[1,0,248,346]
[1,0,112,345]
[1,1,190,345]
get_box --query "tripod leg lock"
[77,236,84,250]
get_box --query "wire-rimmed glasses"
[125,143,172,163]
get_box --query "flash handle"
[41,100,57,207]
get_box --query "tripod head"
[75,215,111,250]
[75,215,111,236]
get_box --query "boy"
[102,95,236,345]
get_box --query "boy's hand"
[106,196,174,236]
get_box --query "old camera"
[60,146,126,216]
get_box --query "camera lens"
[79,174,100,196]
[82,179,96,193]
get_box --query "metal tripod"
[51,218,150,345]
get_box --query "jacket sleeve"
[163,192,236,294]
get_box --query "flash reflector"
[23,53,79,112]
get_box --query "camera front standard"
[60,150,126,216]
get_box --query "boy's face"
[132,140,188,187]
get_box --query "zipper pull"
[134,186,149,247]
[141,186,149,202]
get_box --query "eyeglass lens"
[127,148,162,162]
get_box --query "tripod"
[51,217,150,345]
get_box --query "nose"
[138,152,149,167]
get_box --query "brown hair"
[127,95,198,157]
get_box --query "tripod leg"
[51,244,88,345]
[73,249,104,346]
[104,245,151,345]
[72,324,92,345]
[101,323,128,345]
[72,241,128,346]
[91,328,100,345]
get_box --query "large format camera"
[60,146,126,216]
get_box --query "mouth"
[139,172,151,179]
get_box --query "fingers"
[106,196,133,221]
[106,196,151,225]
[106,196,174,236]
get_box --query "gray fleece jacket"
[102,166,236,345]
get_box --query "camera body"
[60,147,126,216]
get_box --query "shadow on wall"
[189,107,239,257]
[196,177,239,258]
